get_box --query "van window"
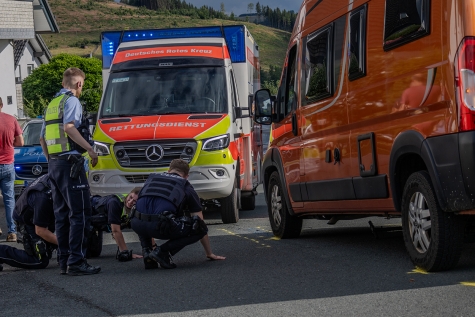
[383,0,430,51]
[349,5,367,80]
[285,45,298,115]
[304,27,333,102]
[22,121,42,146]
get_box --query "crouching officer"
[0,174,57,271]
[131,159,225,270]
[90,188,143,261]
[40,67,100,276]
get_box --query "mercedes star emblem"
[145,144,164,162]
[32,164,43,176]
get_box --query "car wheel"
[220,177,239,224]
[401,171,464,272]
[86,229,103,258]
[267,171,302,238]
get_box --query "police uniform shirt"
[30,191,55,231]
[13,191,54,230]
[40,88,83,155]
[135,173,202,215]
[105,196,124,226]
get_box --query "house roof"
[13,34,52,68]
[13,39,28,67]
[32,0,60,33]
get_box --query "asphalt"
[1,187,475,316]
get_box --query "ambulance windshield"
[100,67,227,118]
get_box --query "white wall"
[16,44,42,81]
[0,39,18,116]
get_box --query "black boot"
[142,247,158,269]
[149,246,177,269]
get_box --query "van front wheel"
[267,171,302,238]
[220,177,239,224]
[401,171,463,272]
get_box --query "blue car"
[14,119,48,198]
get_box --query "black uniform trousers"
[131,217,207,256]
[48,156,91,269]
[0,221,49,270]
[0,245,49,270]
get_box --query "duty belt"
[131,209,175,222]
[49,154,81,161]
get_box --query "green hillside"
[44,0,290,73]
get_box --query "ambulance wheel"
[240,194,255,211]
[268,171,302,238]
[86,229,103,258]
[220,178,239,224]
[401,171,464,272]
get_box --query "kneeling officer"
[0,174,57,271]
[131,159,225,269]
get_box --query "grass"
[45,0,290,71]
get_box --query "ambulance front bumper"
[88,164,235,199]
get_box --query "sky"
[189,1,299,15]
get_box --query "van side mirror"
[253,89,273,125]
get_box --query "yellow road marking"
[219,228,271,247]
[460,282,475,287]
[408,267,429,274]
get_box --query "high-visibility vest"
[44,93,73,155]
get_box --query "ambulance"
[89,25,263,223]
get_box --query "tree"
[22,54,102,118]
[220,2,225,15]
[256,2,261,22]
[247,3,254,13]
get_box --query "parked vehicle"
[89,25,263,223]
[14,119,47,198]
[253,0,475,271]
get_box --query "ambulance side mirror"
[87,112,97,134]
[253,89,273,125]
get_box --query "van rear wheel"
[220,177,239,224]
[401,171,463,272]
[268,171,302,238]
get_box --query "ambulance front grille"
[113,140,197,168]
[124,175,149,184]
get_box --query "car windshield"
[22,121,42,146]
[100,67,228,118]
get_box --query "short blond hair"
[63,67,85,88]
[169,159,190,176]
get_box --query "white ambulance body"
[91,25,263,223]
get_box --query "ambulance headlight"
[202,134,230,151]
[93,142,111,156]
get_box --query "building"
[0,0,59,117]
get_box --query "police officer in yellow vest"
[90,188,143,261]
[39,67,100,276]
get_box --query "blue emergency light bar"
[101,25,246,69]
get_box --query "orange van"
[253,0,475,271]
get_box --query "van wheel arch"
[389,130,447,212]
[262,148,296,216]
